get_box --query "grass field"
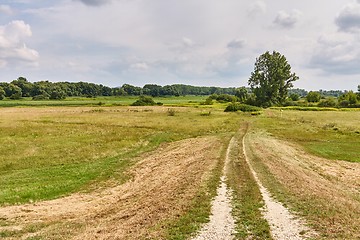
[0,96,209,107]
[254,109,360,162]
[0,99,359,239]
[0,105,241,206]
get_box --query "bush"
[224,103,262,112]
[200,97,213,105]
[167,108,176,116]
[318,98,336,107]
[131,96,161,106]
[10,92,22,100]
[339,100,350,108]
[289,93,300,101]
[306,91,321,103]
[216,94,237,103]
[32,94,49,100]
[283,100,299,107]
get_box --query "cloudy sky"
[1,0,360,90]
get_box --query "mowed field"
[0,102,359,239]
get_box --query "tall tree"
[248,51,299,107]
[0,86,5,100]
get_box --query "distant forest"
[0,77,351,100]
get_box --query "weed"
[200,111,211,116]
[167,108,176,116]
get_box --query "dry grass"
[246,130,360,239]
[0,106,241,205]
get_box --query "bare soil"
[0,136,223,239]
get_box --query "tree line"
[0,77,238,100]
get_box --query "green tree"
[339,91,358,105]
[143,84,162,97]
[6,84,22,99]
[11,77,33,97]
[49,87,66,100]
[306,91,321,103]
[0,86,5,100]
[248,51,299,107]
[289,93,300,101]
[235,87,248,103]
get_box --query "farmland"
[0,99,359,239]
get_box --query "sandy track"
[243,131,311,240]
[191,137,236,240]
[0,136,223,239]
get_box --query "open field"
[0,102,359,239]
[0,96,209,108]
[0,106,241,206]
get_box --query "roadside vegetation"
[246,109,360,239]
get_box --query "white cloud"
[248,1,267,16]
[310,34,360,75]
[130,62,149,71]
[0,5,13,15]
[182,37,195,48]
[335,1,360,32]
[0,21,39,67]
[273,9,302,29]
[1,0,359,90]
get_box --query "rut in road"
[242,131,311,240]
[191,137,237,240]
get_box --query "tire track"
[242,131,310,240]
[191,137,236,240]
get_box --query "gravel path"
[191,137,236,240]
[242,132,309,240]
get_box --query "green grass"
[227,125,272,240]
[0,96,208,107]
[253,109,360,162]
[0,106,241,205]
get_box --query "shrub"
[201,97,213,105]
[224,103,262,112]
[318,98,336,107]
[131,96,161,106]
[167,108,176,116]
[32,94,49,100]
[283,100,299,107]
[216,94,237,103]
[10,92,22,100]
[289,93,300,101]
[200,111,211,116]
[339,100,350,108]
[306,91,321,103]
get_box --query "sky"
[1,0,360,90]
